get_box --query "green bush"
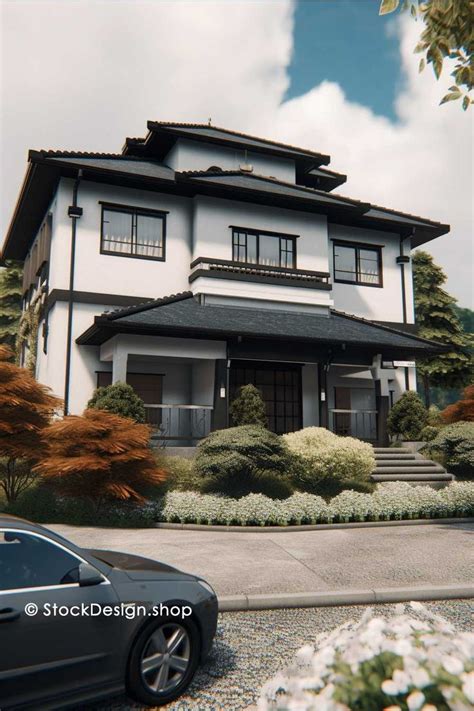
[424,421,474,479]
[387,391,428,440]
[309,477,375,500]
[161,455,202,492]
[194,425,296,499]
[419,424,442,442]
[283,427,375,493]
[87,381,146,423]
[229,384,267,427]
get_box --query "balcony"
[146,404,213,444]
[189,257,331,290]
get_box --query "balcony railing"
[329,408,378,441]
[189,257,331,290]
[146,404,213,443]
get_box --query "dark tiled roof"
[78,292,443,354]
[147,121,331,162]
[44,155,175,181]
[180,171,368,211]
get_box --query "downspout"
[63,170,83,415]
[396,230,413,391]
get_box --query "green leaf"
[379,0,400,15]
[462,96,470,111]
[410,3,417,18]
[440,91,461,104]
[419,57,426,73]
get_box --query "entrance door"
[229,361,302,434]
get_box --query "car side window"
[0,530,82,592]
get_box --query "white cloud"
[1,1,472,305]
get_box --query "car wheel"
[127,616,200,706]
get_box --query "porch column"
[371,355,390,446]
[318,363,329,429]
[212,359,228,431]
[112,347,128,384]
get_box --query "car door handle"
[0,607,21,623]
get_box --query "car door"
[0,527,124,709]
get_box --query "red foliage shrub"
[441,384,474,423]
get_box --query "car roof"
[0,513,38,528]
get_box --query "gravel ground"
[92,600,474,711]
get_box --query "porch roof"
[77,292,446,358]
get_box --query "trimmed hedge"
[424,421,474,479]
[387,391,427,440]
[160,481,474,526]
[194,425,296,499]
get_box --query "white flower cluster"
[258,603,474,711]
[159,482,474,526]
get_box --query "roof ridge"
[330,309,445,348]
[34,149,169,163]
[148,121,330,161]
[106,291,193,321]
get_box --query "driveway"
[49,521,474,596]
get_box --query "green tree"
[87,381,146,423]
[387,391,428,440]
[379,0,473,110]
[0,261,22,353]
[413,251,472,407]
[229,384,268,427]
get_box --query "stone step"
[373,460,442,468]
[372,473,453,482]
[374,453,416,460]
[373,465,447,475]
[373,448,405,453]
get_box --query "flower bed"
[258,602,474,710]
[159,481,474,526]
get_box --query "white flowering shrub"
[258,603,474,711]
[159,482,474,526]
[283,427,375,487]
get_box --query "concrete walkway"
[49,520,474,597]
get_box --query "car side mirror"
[78,562,105,587]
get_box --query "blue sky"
[287,0,401,120]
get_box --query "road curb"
[218,584,474,612]
[155,516,474,533]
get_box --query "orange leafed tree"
[0,344,61,502]
[442,385,474,423]
[34,408,166,507]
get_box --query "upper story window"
[333,241,383,287]
[232,228,296,269]
[100,203,167,261]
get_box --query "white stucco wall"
[48,179,193,299]
[166,138,295,182]
[328,224,415,324]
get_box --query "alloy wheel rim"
[140,623,191,694]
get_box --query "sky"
[0,0,472,307]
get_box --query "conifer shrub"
[88,381,146,423]
[194,425,296,499]
[424,421,474,479]
[229,384,268,427]
[387,391,428,440]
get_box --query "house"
[1,121,449,446]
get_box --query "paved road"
[49,521,474,596]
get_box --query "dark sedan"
[0,514,218,709]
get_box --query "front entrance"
[229,361,302,434]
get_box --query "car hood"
[86,548,197,582]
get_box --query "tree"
[88,381,146,423]
[34,409,166,509]
[412,251,472,407]
[0,344,61,502]
[442,384,474,422]
[387,391,428,440]
[229,384,268,427]
[0,261,22,354]
[379,0,473,110]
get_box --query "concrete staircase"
[371,447,453,487]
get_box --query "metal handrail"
[144,404,213,410]
[330,408,378,414]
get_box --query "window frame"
[0,528,108,595]
[332,240,383,288]
[99,202,168,262]
[231,227,297,269]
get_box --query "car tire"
[126,616,201,707]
